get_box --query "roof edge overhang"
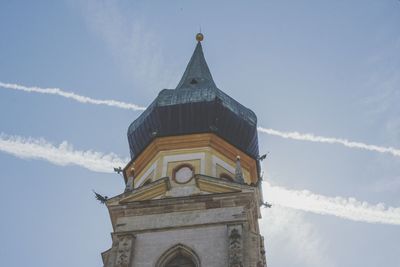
[123,132,260,185]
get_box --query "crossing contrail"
[264,182,400,225]
[257,127,400,158]
[0,133,128,173]
[2,81,400,158]
[0,81,146,111]
[0,132,399,225]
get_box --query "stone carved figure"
[259,235,267,266]
[228,225,243,267]
[114,234,135,267]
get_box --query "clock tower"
[101,34,267,267]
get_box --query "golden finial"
[196,32,204,42]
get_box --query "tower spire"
[176,33,216,89]
[104,33,266,267]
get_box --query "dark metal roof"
[176,42,216,90]
[127,41,259,160]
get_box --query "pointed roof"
[176,41,217,90]
[127,34,259,164]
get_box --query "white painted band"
[135,161,157,188]
[212,155,235,177]
[162,153,206,177]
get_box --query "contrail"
[258,127,400,158]
[0,133,128,173]
[2,81,400,158]
[0,81,146,111]
[1,132,399,225]
[264,182,400,225]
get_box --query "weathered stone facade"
[102,174,266,267]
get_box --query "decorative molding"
[116,206,245,232]
[196,176,242,194]
[228,224,244,267]
[123,133,258,184]
[113,233,136,267]
[103,233,136,267]
[162,152,205,177]
[135,161,157,188]
[259,235,267,267]
[172,163,195,184]
[212,155,235,177]
[120,178,170,203]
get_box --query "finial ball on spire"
[196,33,204,42]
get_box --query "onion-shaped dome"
[128,39,259,160]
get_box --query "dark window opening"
[220,173,234,182]
[165,255,196,267]
[156,244,200,267]
[143,179,152,186]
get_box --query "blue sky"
[1,1,400,266]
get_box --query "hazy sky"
[1,1,400,266]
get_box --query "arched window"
[165,255,195,267]
[220,173,233,182]
[156,244,200,267]
[172,164,194,184]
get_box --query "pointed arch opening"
[156,244,200,267]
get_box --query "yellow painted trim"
[196,178,242,194]
[124,133,258,184]
[120,182,168,203]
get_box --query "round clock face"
[174,166,193,183]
